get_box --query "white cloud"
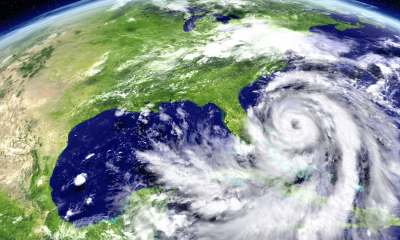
[74,173,87,186]
[131,42,400,238]
[86,52,109,77]
[85,153,95,159]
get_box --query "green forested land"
[339,206,400,235]
[3,0,378,238]
[45,1,364,140]
[0,190,41,240]
[19,46,54,78]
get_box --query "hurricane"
[129,28,400,239]
[4,0,400,239]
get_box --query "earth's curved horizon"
[2,0,400,239]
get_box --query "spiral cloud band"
[46,4,400,238]
[130,24,400,239]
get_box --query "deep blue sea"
[50,102,230,227]
[50,9,400,238]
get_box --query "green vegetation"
[0,0,391,238]
[26,1,375,236]
[335,22,364,31]
[339,206,400,235]
[43,1,366,141]
[0,190,41,240]
[288,223,307,231]
[120,186,169,239]
[25,150,54,211]
[19,46,54,78]
[358,17,387,28]
[42,187,168,239]
[190,0,365,32]
[0,75,12,99]
[16,89,24,97]
[0,90,5,99]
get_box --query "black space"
[1,0,400,34]
[0,0,81,33]
[355,0,400,17]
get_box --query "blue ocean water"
[210,14,240,25]
[183,15,207,32]
[240,16,400,111]
[49,9,400,237]
[50,102,231,227]
[238,14,400,238]
[182,13,240,32]
[163,8,240,32]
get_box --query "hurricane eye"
[291,119,300,129]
